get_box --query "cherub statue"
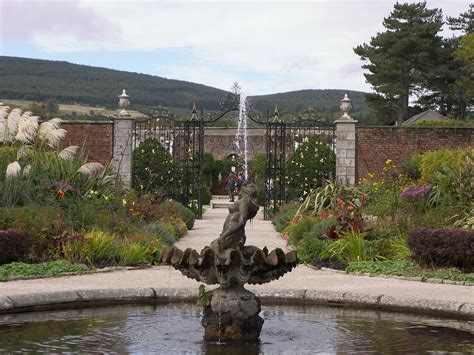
[210,183,259,256]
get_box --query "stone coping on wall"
[0,286,472,320]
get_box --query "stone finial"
[339,93,353,120]
[118,89,131,117]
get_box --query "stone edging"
[0,287,472,320]
[317,267,474,286]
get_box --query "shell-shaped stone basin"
[161,245,297,289]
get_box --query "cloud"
[0,0,119,43]
[1,0,469,94]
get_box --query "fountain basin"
[0,303,472,353]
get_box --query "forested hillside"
[0,56,372,122]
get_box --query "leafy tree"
[452,33,474,119]
[354,2,444,124]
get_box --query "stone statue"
[210,183,259,255]
[160,183,297,342]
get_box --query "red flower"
[57,190,65,199]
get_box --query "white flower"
[6,161,21,178]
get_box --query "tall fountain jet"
[161,183,297,342]
[234,88,249,180]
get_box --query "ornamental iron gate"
[263,108,336,220]
[133,104,240,219]
[133,102,334,220]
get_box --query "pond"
[0,304,472,353]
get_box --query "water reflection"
[0,304,472,353]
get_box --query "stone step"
[210,199,233,209]
[211,195,229,200]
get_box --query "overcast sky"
[0,0,469,95]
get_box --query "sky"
[0,0,469,95]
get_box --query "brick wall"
[61,121,114,165]
[204,128,266,160]
[356,127,474,181]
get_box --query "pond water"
[0,304,472,354]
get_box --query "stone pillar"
[112,90,133,189]
[112,117,133,189]
[335,94,357,186]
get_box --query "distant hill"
[0,56,373,122]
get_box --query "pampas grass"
[59,146,80,161]
[15,113,39,144]
[16,145,32,160]
[6,108,22,142]
[6,161,21,178]
[38,118,66,148]
[0,105,9,143]
[22,164,31,176]
[78,162,105,176]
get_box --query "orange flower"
[57,189,65,199]
[361,193,368,200]
[337,198,345,209]
[347,205,354,211]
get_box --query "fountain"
[160,183,297,342]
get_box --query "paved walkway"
[0,207,472,319]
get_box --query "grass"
[0,98,144,118]
[346,260,474,282]
[0,260,88,281]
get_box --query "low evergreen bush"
[407,228,474,271]
[0,229,34,264]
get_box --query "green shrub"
[132,138,180,195]
[57,234,90,265]
[141,222,176,245]
[84,230,119,267]
[297,236,328,264]
[286,216,320,246]
[402,153,422,180]
[118,239,150,266]
[321,231,383,263]
[285,136,336,198]
[0,229,35,264]
[272,203,299,232]
[420,148,473,205]
[201,187,212,205]
[157,201,195,230]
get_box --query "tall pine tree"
[354,2,444,124]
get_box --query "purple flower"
[45,180,75,192]
[400,184,433,199]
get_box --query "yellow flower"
[368,172,374,178]
[386,159,392,164]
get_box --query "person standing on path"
[227,173,236,202]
